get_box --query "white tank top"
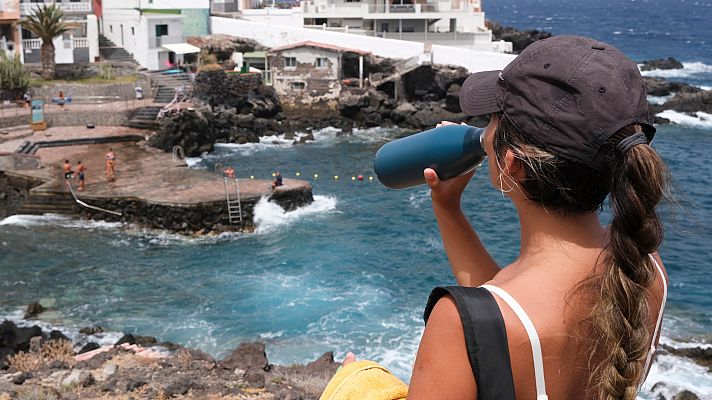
[480,254,668,399]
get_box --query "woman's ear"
[503,149,525,182]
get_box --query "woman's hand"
[342,352,356,366]
[427,121,475,209]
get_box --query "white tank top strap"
[480,284,549,400]
[640,254,668,387]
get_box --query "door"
[120,24,124,46]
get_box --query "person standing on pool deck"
[75,161,86,191]
[62,160,73,180]
[338,36,670,400]
[105,148,116,182]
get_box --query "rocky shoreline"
[147,54,710,157]
[1,308,340,400]
[3,304,712,400]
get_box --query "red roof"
[269,41,371,56]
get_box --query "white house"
[17,0,100,65]
[228,0,511,52]
[101,0,208,70]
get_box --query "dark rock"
[640,57,684,71]
[220,342,269,371]
[643,77,701,97]
[661,344,712,371]
[163,377,198,397]
[49,330,70,342]
[12,372,31,385]
[24,302,44,318]
[674,390,700,400]
[271,388,308,400]
[302,352,340,377]
[79,342,101,354]
[487,20,552,53]
[409,103,468,130]
[445,84,462,113]
[79,326,104,335]
[339,93,369,118]
[0,320,44,353]
[125,379,147,392]
[47,360,68,369]
[193,70,280,117]
[245,370,266,388]
[661,90,712,114]
[0,347,14,370]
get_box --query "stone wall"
[44,110,132,127]
[30,78,152,101]
[0,114,28,129]
[78,185,314,233]
[0,171,43,219]
[24,63,141,81]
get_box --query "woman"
[342,36,670,400]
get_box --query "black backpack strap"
[424,286,516,400]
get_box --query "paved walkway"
[5,126,308,205]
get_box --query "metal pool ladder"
[223,176,243,227]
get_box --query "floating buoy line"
[231,172,376,182]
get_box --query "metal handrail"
[65,180,122,216]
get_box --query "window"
[315,57,328,68]
[131,27,135,36]
[289,82,306,90]
[109,25,113,33]
[155,24,168,37]
[284,57,296,68]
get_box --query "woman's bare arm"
[408,295,476,399]
[425,168,500,286]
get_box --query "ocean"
[2,0,712,398]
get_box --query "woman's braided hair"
[492,115,669,399]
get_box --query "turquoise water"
[1,123,711,398]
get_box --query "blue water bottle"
[374,124,487,189]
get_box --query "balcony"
[302,0,472,15]
[20,1,92,15]
[21,36,88,51]
[303,25,493,48]
[150,36,185,49]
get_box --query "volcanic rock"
[640,57,684,71]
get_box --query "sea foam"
[0,214,121,230]
[253,195,338,234]
[640,61,712,79]
[656,110,712,128]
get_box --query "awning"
[161,43,201,55]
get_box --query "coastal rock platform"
[0,126,313,233]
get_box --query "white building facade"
[102,0,208,70]
[230,0,510,52]
[18,0,99,65]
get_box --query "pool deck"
[1,126,313,232]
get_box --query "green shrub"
[99,63,115,80]
[0,52,30,99]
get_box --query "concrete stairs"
[126,106,162,130]
[16,191,79,216]
[99,34,137,64]
[147,70,192,104]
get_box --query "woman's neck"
[516,201,607,260]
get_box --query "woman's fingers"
[424,168,439,188]
[342,351,356,366]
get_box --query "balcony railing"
[22,38,41,50]
[302,0,472,14]
[150,36,185,49]
[20,1,92,15]
[21,36,88,51]
[303,25,493,47]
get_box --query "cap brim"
[459,70,504,117]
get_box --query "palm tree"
[20,4,76,80]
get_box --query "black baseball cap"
[460,35,655,172]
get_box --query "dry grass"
[8,339,75,372]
